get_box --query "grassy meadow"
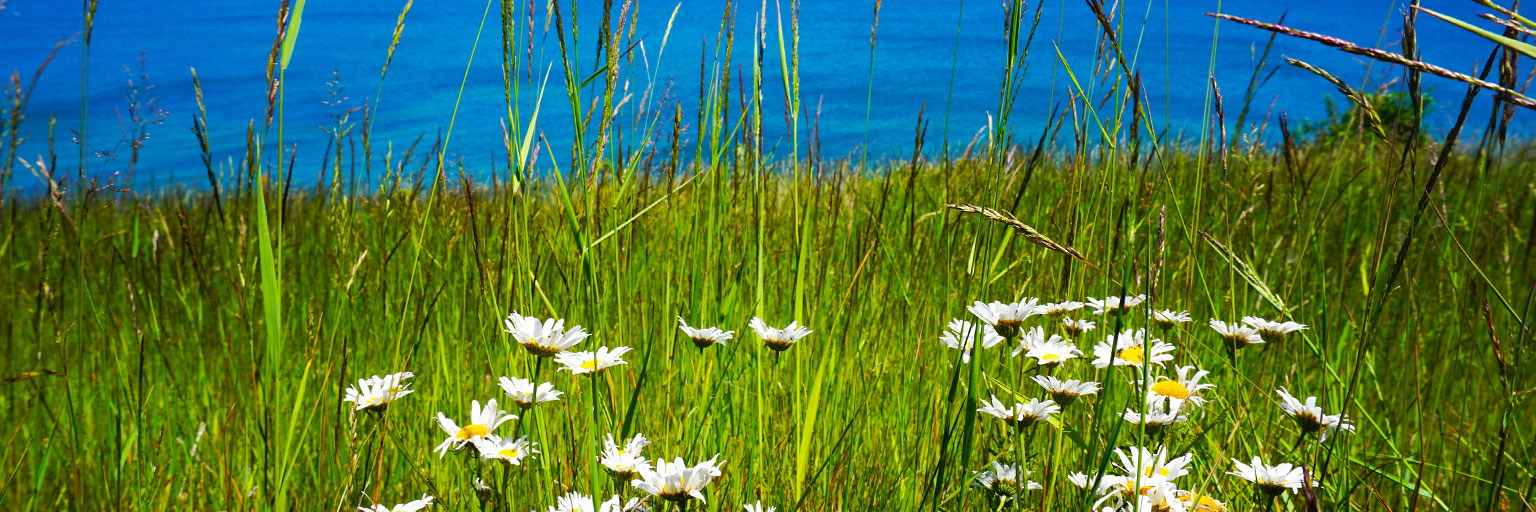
[2,1,1535,512]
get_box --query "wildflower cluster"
[935,294,1353,510]
[337,310,807,511]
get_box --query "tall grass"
[0,1,1533,511]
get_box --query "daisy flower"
[1228,456,1307,496]
[599,433,654,478]
[1276,388,1355,441]
[544,492,632,512]
[556,346,633,376]
[471,435,538,466]
[343,372,415,412]
[433,399,516,457]
[1062,317,1097,337]
[1112,447,1194,486]
[1208,320,1263,350]
[1121,407,1189,435]
[1066,471,1128,493]
[504,311,591,357]
[1243,316,1308,344]
[1138,484,1186,512]
[631,456,726,504]
[1019,339,1081,367]
[473,478,493,498]
[498,376,563,409]
[967,298,1041,338]
[614,497,649,512]
[1084,477,1176,512]
[972,461,1043,498]
[1032,376,1099,405]
[1012,326,1055,352]
[749,317,813,352]
[938,318,1004,363]
[977,395,1060,429]
[1151,310,1192,329]
[1090,329,1176,369]
[678,316,734,349]
[743,501,776,512]
[1146,365,1217,410]
[1039,300,1086,316]
[1087,295,1146,315]
[358,494,434,512]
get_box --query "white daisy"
[471,435,538,466]
[977,395,1060,429]
[1067,471,1163,511]
[631,456,726,504]
[1121,407,1189,435]
[1066,471,1127,493]
[614,496,649,512]
[972,460,1043,497]
[749,317,813,352]
[358,494,434,512]
[1039,300,1086,316]
[1276,388,1355,441]
[1137,484,1187,512]
[498,376,563,408]
[1011,326,1055,353]
[432,399,516,457]
[1062,317,1097,336]
[1020,339,1081,367]
[599,433,654,478]
[1087,295,1146,315]
[555,346,633,376]
[1084,476,1173,511]
[1112,447,1194,486]
[743,501,775,512]
[504,311,591,357]
[1243,316,1308,344]
[1090,329,1176,369]
[1208,319,1263,349]
[343,372,415,412]
[1145,365,1217,410]
[938,318,1004,363]
[1152,310,1192,329]
[1031,376,1099,406]
[473,477,493,498]
[1228,456,1307,496]
[967,298,1042,338]
[544,492,630,512]
[678,316,734,349]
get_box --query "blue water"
[0,0,1518,190]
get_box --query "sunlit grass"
[0,0,1532,511]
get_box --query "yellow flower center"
[498,448,521,459]
[456,424,489,439]
[1116,346,1145,364]
[1182,494,1225,511]
[1143,467,1172,477]
[1041,353,1061,362]
[1151,380,1191,399]
[580,359,600,371]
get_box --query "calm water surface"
[0,0,1515,189]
